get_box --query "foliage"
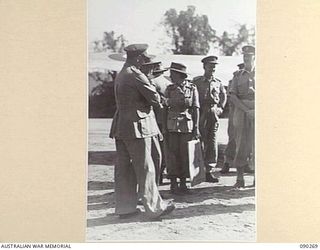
[162,6,216,55]
[218,25,255,55]
[93,31,127,53]
[89,71,117,118]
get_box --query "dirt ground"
[87,119,255,242]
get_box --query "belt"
[202,103,218,108]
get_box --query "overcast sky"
[88,0,256,54]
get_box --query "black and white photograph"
[87,0,256,241]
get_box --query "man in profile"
[109,44,175,219]
[140,60,171,185]
[229,45,255,188]
[221,63,245,174]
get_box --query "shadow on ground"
[88,145,227,167]
[88,181,114,191]
[87,184,255,227]
[88,151,116,165]
[87,202,255,227]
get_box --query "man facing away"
[193,56,227,183]
[109,44,175,219]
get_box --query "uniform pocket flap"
[136,107,151,118]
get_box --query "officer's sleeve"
[219,82,227,108]
[133,71,161,107]
[229,75,250,113]
[192,86,200,108]
[163,87,169,101]
[229,75,238,95]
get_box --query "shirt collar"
[203,75,214,82]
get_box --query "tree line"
[92,5,255,56]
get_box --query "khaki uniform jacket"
[229,68,255,167]
[164,81,200,133]
[150,75,172,126]
[193,75,226,110]
[109,63,161,139]
[229,69,255,104]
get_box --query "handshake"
[213,106,223,116]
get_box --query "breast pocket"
[237,81,249,96]
[135,115,158,137]
[136,106,151,118]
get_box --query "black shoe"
[179,183,192,194]
[119,208,141,219]
[170,181,179,194]
[233,179,245,188]
[205,173,219,183]
[220,163,230,174]
[158,203,175,217]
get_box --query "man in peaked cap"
[229,45,255,188]
[109,44,175,219]
[193,56,227,183]
[140,59,171,185]
[221,63,245,174]
[163,62,200,194]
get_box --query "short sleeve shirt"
[193,76,226,107]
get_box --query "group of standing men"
[109,43,255,219]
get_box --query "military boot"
[179,178,192,194]
[220,162,230,174]
[233,165,245,188]
[170,178,179,194]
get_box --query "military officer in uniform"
[140,60,170,185]
[150,62,172,185]
[109,44,175,219]
[229,45,255,188]
[163,62,200,194]
[193,56,227,183]
[221,63,245,174]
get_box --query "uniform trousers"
[151,135,162,185]
[200,111,219,173]
[115,136,166,218]
[166,132,193,179]
[232,108,254,180]
[224,105,236,165]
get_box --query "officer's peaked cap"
[201,56,218,64]
[124,43,149,57]
[153,62,168,74]
[141,57,161,66]
[242,45,255,55]
[237,63,245,69]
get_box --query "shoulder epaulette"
[233,69,244,77]
[192,75,203,82]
